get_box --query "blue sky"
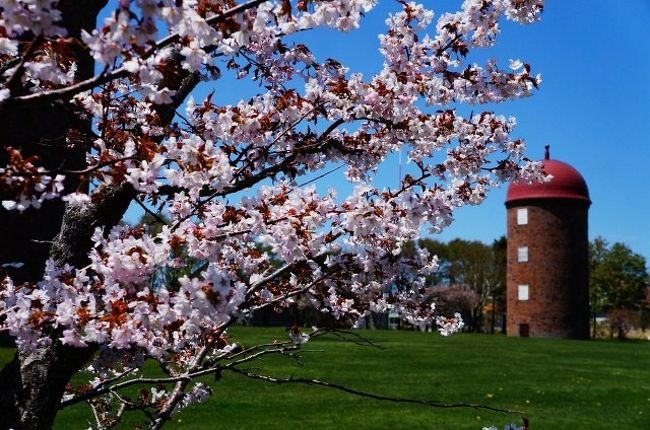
[279,0,650,261]
[432,1,650,261]
[119,1,650,262]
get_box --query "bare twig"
[224,345,300,368]
[112,400,128,428]
[227,368,526,416]
[2,156,137,177]
[89,400,103,429]
[61,331,525,428]
[134,197,168,226]
[64,156,138,175]
[292,164,345,190]
[93,367,139,391]
[318,328,387,350]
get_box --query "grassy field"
[2,328,650,429]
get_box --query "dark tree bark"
[0,5,200,424]
[0,2,203,428]
[0,180,135,429]
[0,339,97,429]
[0,0,107,283]
[0,4,106,427]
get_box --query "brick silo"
[505,146,590,339]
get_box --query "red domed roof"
[506,149,590,205]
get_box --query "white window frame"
[518,284,529,301]
[517,246,529,263]
[517,208,528,225]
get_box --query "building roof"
[505,146,590,205]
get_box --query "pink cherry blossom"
[0,0,546,427]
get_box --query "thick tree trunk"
[0,342,97,430]
[0,0,107,283]
[0,182,134,430]
[0,1,202,426]
[0,3,108,428]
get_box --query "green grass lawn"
[2,328,650,429]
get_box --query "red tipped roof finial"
[544,144,550,160]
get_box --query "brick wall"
[506,199,590,339]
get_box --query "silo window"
[518,285,529,301]
[517,246,529,262]
[517,208,528,225]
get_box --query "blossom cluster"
[0,147,65,212]
[0,0,546,348]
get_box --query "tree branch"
[246,276,327,314]
[317,328,387,350]
[0,0,270,110]
[60,344,297,409]
[3,35,43,92]
[227,368,526,416]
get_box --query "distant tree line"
[140,214,650,338]
[409,236,649,338]
[403,237,507,334]
[589,237,649,339]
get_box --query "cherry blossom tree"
[0,0,544,428]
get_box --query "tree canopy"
[0,0,544,428]
[589,237,650,338]
[418,237,506,333]
[590,237,648,311]
[589,237,649,338]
